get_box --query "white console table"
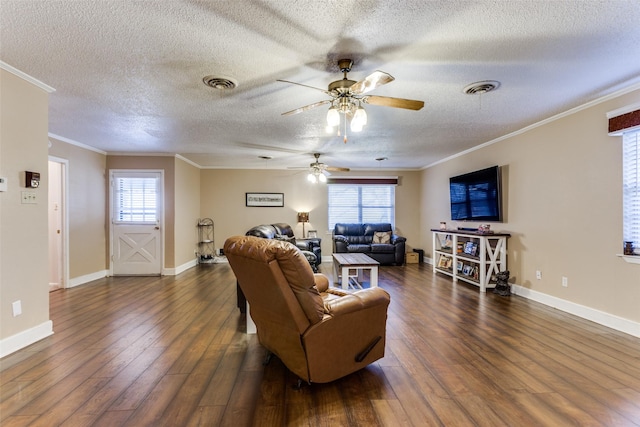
[432,229,510,292]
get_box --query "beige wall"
[420,88,640,324]
[0,69,51,340]
[200,169,421,257]
[106,156,176,268]
[48,139,107,279]
[174,157,201,267]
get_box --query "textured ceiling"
[1,0,640,170]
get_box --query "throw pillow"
[373,231,392,244]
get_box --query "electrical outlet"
[562,276,568,287]
[12,300,22,317]
[536,270,542,280]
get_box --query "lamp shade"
[297,212,309,223]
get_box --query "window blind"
[623,130,640,247]
[114,176,159,223]
[328,184,395,230]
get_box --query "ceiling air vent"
[203,75,238,90]
[463,80,500,95]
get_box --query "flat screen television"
[449,165,502,222]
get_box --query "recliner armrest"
[313,273,330,293]
[323,288,390,316]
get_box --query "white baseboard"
[164,258,197,276]
[68,270,108,288]
[511,285,640,338]
[0,321,54,358]
[427,258,638,338]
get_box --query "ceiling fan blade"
[277,79,333,96]
[326,166,350,172]
[349,71,395,95]
[281,100,331,116]
[363,95,424,110]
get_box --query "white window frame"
[328,184,396,230]
[112,172,161,224]
[623,129,640,254]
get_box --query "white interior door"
[48,160,64,291]
[111,171,163,276]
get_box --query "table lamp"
[297,212,309,238]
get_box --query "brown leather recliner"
[224,235,390,384]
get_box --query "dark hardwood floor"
[1,262,639,426]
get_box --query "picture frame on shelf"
[307,230,318,238]
[463,241,478,256]
[462,265,473,276]
[438,255,452,269]
[456,261,463,272]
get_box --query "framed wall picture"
[245,192,284,207]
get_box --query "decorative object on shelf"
[478,224,492,233]
[440,235,452,250]
[624,241,635,255]
[493,270,511,296]
[246,192,284,207]
[440,221,447,230]
[297,212,310,237]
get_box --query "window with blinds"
[623,130,640,247]
[113,175,159,223]
[328,184,395,230]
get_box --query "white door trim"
[109,169,165,276]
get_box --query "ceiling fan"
[278,59,424,141]
[299,153,350,183]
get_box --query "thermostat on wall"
[0,177,7,192]
[26,171,40,188]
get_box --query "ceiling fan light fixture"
[326,106,340,127]
[318,173,327,183]
[352,105,367,126]
[307,172,317,183]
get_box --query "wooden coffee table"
[332,253,380,290]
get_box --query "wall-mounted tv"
[449,165,502,222]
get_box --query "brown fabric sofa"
[224,235,390,384]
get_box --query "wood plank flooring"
[1,262,639,426]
